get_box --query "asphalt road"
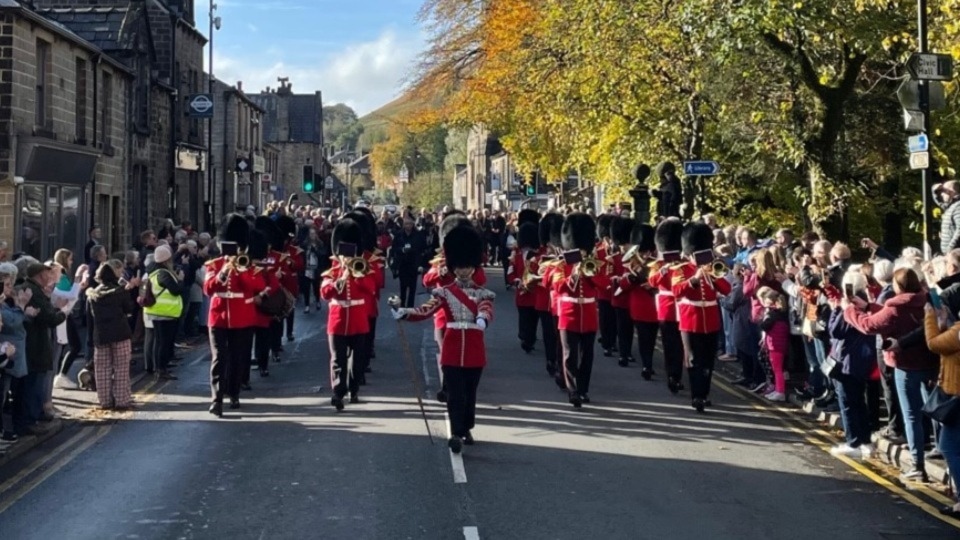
[0,269,958,540]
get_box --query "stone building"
[248,79,327,201]
[36,0,207,232]
[0,0,131,260]
[464,125,501,211]
[209,78,266,215]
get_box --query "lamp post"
[206,2,221,232]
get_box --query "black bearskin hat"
[539,213,564,247]
[254,216,283,252]
[561,212,596,252]
[440,214,471,243]
[610,216,634,247]
[517,222,540,250]
[596,214,614,240]
[219,214,249,248]
[632,224,656,253]
[444,225,483,269]
[332,218,362,256]
[682,222,714,256]
[247,229,269,260]
[517,208,540,227]
[655,217,683,254]
[275,215,297,242]
[344,211,375,252]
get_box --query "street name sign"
[187,94,214,118]
[325,176,334,190]
[908,53,954,81]
[908,133,929,153]
[910,152,930,170]
[683,161,720,176]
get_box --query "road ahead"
[0,270,957,540]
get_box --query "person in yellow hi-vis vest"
[143,245,184,381]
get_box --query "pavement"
[0,270,958,539]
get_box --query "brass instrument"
[703,260,729,279]
[344,256,370,278]
[579,255,602,277]
[234,252,251,269]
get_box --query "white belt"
[447,322,481,330]
[331,299,365,307]
[560,296,596,304]
[678,299,717,308]
[215,292,244,299]
[658,291,674,297]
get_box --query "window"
[101,71,113,149]
[35,40,50,127]
[135,60,150,130]
[75,58,87,142]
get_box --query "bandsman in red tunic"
[595,214,618,357]
[616,224,660,379]
[648,218,686,394]
[551,213,610,408]
[320,218,378,410]
[670,222,731,413]
[345,209,382,382]
[275,215,305,342]
[506,222,541,353]
[537,213,565,381]
[204,214,271,417]
[608,216,635,367]
[252,217,284,377]
[392,226,495,454]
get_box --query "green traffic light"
[304,182,314,192]
[526,186,535,196]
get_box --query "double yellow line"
[713,376,960,529]
[0,377,168,515]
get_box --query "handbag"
[922,386,960,426]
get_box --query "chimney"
[237,81,243,91]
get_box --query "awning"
[16,137,99,185]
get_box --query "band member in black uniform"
[538,213,565,384]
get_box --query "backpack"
[138,278,156,307]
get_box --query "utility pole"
[918,0,933,258]
[207,3,221,230]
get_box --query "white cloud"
[209,29,424,116]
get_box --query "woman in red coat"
[393,225,494,454]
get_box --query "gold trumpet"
[703,260,729,279]
[579,256,602,277]
[344,256,369,278]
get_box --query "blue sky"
[195,0,427,115]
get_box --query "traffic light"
[302,164,315,193]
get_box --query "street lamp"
[206,2,221,231]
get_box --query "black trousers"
[254,326,271,371]
[367,316,378,360]
[210,327,253,403]
[269,319,284,354]
[442,366,483,438]
[300,275,318,307]
[398,270,418,308]
[738,348,763,386]
[539,310,558,374]
[285,309,295,339]
[878,358,904,434]
[152,319,178,372]
[660,321,684,383]
[682,331,718,400]
[560,330,596,396]
[615,307,634,360]
[59,317,83,376]
[329,334,362,398]
[634,321,659,370]
[517,306,539,349]
[597,300,617,351]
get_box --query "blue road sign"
[683,161,720,176]
[908,133,929,153]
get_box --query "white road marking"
[463,526,480,540]
[446,412,467,483]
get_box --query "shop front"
[16,138,98,262]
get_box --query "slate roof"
[38,6,131,52]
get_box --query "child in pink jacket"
[757,286,790,401]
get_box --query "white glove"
[392,308,405,321]
[476,317,487,330]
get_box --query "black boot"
[209,402,223,417]
[436,390,448,403]
[463,431,475,445]
[229,397,240,410]
[448,436,463,454]
[580,394,590,404]
[668,378,680,394]
[259,368,270,377]
[692,398,706,413]
[350,392,360,404]
[641,368,653,381]
[331,396,345,411]
[569,392,582,408]
[618,357,629,367]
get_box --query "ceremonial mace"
[391,297,435,444]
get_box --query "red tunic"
[363,251,385,317]
[279,245,305,297]
[254,253,284,328]
[595,242,611,301]
[423,259,487,330]
[203,257,268,329]
[616,270,659,323]
[320,262,377,336]
[400,282,495,368]
[648,262,678,323]
[550,263,610,333]
[670,262,731,334]
[506,248,538,308]
[533,247,552,312]
[608,255,631,310]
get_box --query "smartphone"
[338,242,358,258]
[844,283,854,300]
[929,289,943,310]
[118,277,129,287]
[694,250,714,266]
[563,250,583,265]
[221,241,239,256]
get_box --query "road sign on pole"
[187,94,214,118]
[908,133,929,153]
[682,161,720,176]
[907,52,954,81]
[325,176,334,190]
[910,152,930,170]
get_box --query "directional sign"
[910,152,930,170]
[683,161,720,176]
[908,53,954,81]
[903,109,925,132]
[187,94,214,118]
[324,176,334,190]
[261,173,272,184]
[908,133,929,153]
[235,157,250,173]
[897,79,947,111]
